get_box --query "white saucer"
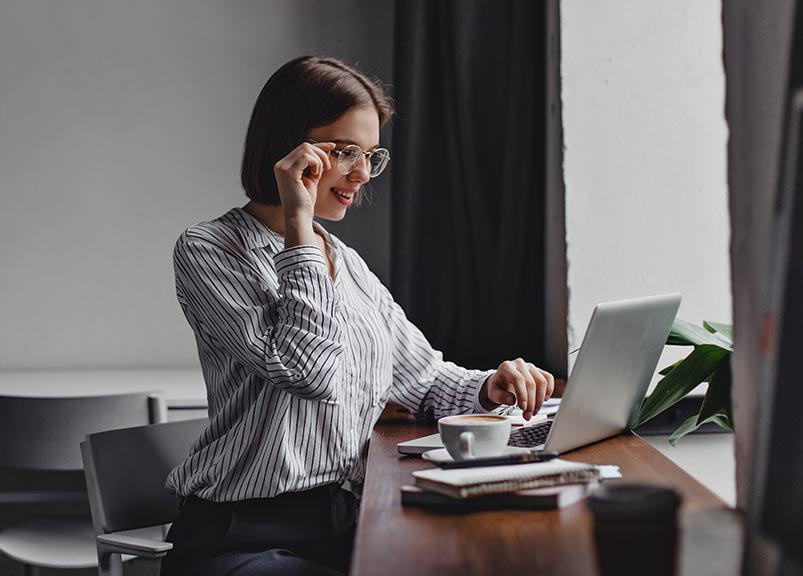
[421,446,532,464]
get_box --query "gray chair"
[0,392,167,575]
[81,417,208,576]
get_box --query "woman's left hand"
[480,359,555,420]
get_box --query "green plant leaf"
[709,413,732,430]
[638,344,730,425]
[668,414,701,445]
[658,357,717,380]
[703,321,733,345]
[696,358,732,425]
[666,319,707,346]
[658,359,684,376]
[667,319,733,350]
[669,413,732,445]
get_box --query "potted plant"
[637,318,733,444]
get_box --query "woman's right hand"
[273,142,336,226]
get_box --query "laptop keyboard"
[508,420,554,448]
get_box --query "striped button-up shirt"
[166,207,502,501]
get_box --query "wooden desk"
[352,407,742,576]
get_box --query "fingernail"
[524,411,533,420]
[505,394,516,405]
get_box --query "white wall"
[0,0,394,370]
[561,0,731,384]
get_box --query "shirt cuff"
[274,245,329,276]
[471,371,514,415]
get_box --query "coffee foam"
[439,415,507,425]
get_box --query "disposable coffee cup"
[586,484,681,576]
[438,414,511,461]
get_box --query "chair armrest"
[96,533,173,558]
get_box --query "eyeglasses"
[308,140,391,178]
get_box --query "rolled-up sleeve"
[174,230,343,401]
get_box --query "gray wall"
[0,0,394,370]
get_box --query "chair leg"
[97,547,123,576]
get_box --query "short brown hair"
[240,56,394,205]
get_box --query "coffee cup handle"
[458,431,475,460]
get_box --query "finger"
[510,359,532,418]
[540,368,555,400]
[530,367,548,415]
[513,359,537,420]
[523,364,548,415]
[302,152,323,177]
[486,372,514,406]
[309,141,337,151]
[279,150,318,178]
[497,365,528,414]
[307,142,334,171]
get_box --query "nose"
[348,156,371,184]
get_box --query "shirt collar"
[313,220,335,248]
[225,207,284,253]
[225,207,336,254]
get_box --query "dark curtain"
[391,0,549,371]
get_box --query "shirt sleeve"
[173,229,343,401]
[383,293,511,418]
[348,253,511,418]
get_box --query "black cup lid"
[586,484,681,518]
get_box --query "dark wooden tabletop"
[351,405,742,576]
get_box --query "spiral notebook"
[400,483,595,510]
[411,458,601,499]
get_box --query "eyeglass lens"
[336,145,390,178]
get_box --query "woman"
[162,56,554,576]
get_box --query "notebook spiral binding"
[456,467,600,499]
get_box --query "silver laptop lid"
[544,293,681,454]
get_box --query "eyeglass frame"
[306,139,390,178]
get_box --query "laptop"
[397,293,681,455]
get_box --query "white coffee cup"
[438,414,511,461]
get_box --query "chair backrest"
[81,418,208,534]
[0,393,167,471]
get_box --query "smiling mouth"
[331,188,357,206]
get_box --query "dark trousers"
[160,484,358,576]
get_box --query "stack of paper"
[412,459,602,499]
